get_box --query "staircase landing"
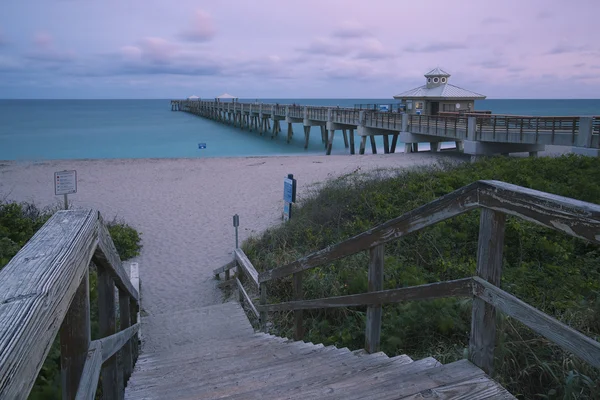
[125,302,514,399]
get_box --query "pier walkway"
[2,182,600,398]
[172,99,600,159]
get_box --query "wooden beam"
[390,134,399,153]
[258,183,480,283]
[213,260,235,277]
[235,248,259,288]
[60,270,91,400]
[74,341,103,400]
[129,263,140,362]
[469,209,506,375]
[257,278,473,312]
[98,323,140,363]
[478,180,600,245]
[236,278,259,319]
[293,272,304,340]
[93,216,139,301]
[365,245,384,353]
[260,283,268,333]
[118,288,133,384]
[97,267,118,400]
[383,135,390,154]
[473,277,600,369]
[349,129,355,154]
[370,135,377,154]
[0,210,97,400]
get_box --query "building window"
[415,102,424,110]
[441,77,447,83]
[433,77,439,83]
[427,78,431,83]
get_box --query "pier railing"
[215,181,600,377]
[177,100,600,151]
[0,210,140,400]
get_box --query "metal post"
[233,214,239,249]
[64,194,68,210]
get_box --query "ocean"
[1,99,598,161]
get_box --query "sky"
[0,0,598,99]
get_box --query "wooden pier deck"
[171,99,600,159]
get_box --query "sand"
[0,153,469,316]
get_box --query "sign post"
[54,170,77,210]
[283,174,297,222]
[233,214,240,249]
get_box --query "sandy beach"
[0,153,469,317]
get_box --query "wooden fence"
[0,210,140,400]
[215,180,600,376]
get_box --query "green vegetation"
[0,202,142,400]
[243,155,600,399]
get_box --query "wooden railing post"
[293,272,304,340]
[118,288,133,386]
[260,283,268,333]
[98,267,118,400]
[469,208,506,375]
[60,270,91,400]
[365,244,384,353]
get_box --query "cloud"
[180,10,216,42]
[26,32,76,63]
[536,11,552,20]
[481,17,507,25]
[0,55,21,71]
[479,60,509,69]
[302,37,351,56]
[332,21,370,39]
[404,42,468,53]
[354,39,391,60]
[546,44,585,55]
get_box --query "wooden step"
[125,302,515,400]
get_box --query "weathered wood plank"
[74,341,103,400]
[469,209,506,375]
[365,245,384,353]
[0,210,97,400]
[235,248,260,288]
[93,217,139,301]
[118,289,133,384]
[97,267,118,400]
[260,283,268,333]
[236,278,259,319]
[473,277,600,369]
[478,180,600,244]
[293,272,304,340]
[60,270,91,400]
[213,260,236,277]
[99,323,140,363]
[259,183,480,282]
[129,262,140,360]
[257,278,472,312]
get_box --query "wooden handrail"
[221,180,600,376]
[257,278,473,312]
[98,323,140,362]
[258,182,480,283]
[235,248,260,288]
[0,210,141,400]
[473,277,600,369]
[74,342,102,400]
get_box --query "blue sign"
[283,178,294,203]
[198,143,207,149]
[283,202,291,221]
[379,105,389,112]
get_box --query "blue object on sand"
[198,143,207,149]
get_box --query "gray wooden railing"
[215,180,600,376]
[0,210,141,400]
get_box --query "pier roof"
[394,83,486,99]
[424,67,450,77]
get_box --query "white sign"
[54,170,77,195]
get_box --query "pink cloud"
[180,10,216,42]
[33,32,53,49]
[332,21,370,39]
[139,37,179,63]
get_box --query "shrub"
[244,155,600,399]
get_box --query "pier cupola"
[393,67,486,116]
[424,68,451,89]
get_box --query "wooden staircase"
[125,302,514,399]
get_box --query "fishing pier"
[171,99,600,159]
[171,68,599,159]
